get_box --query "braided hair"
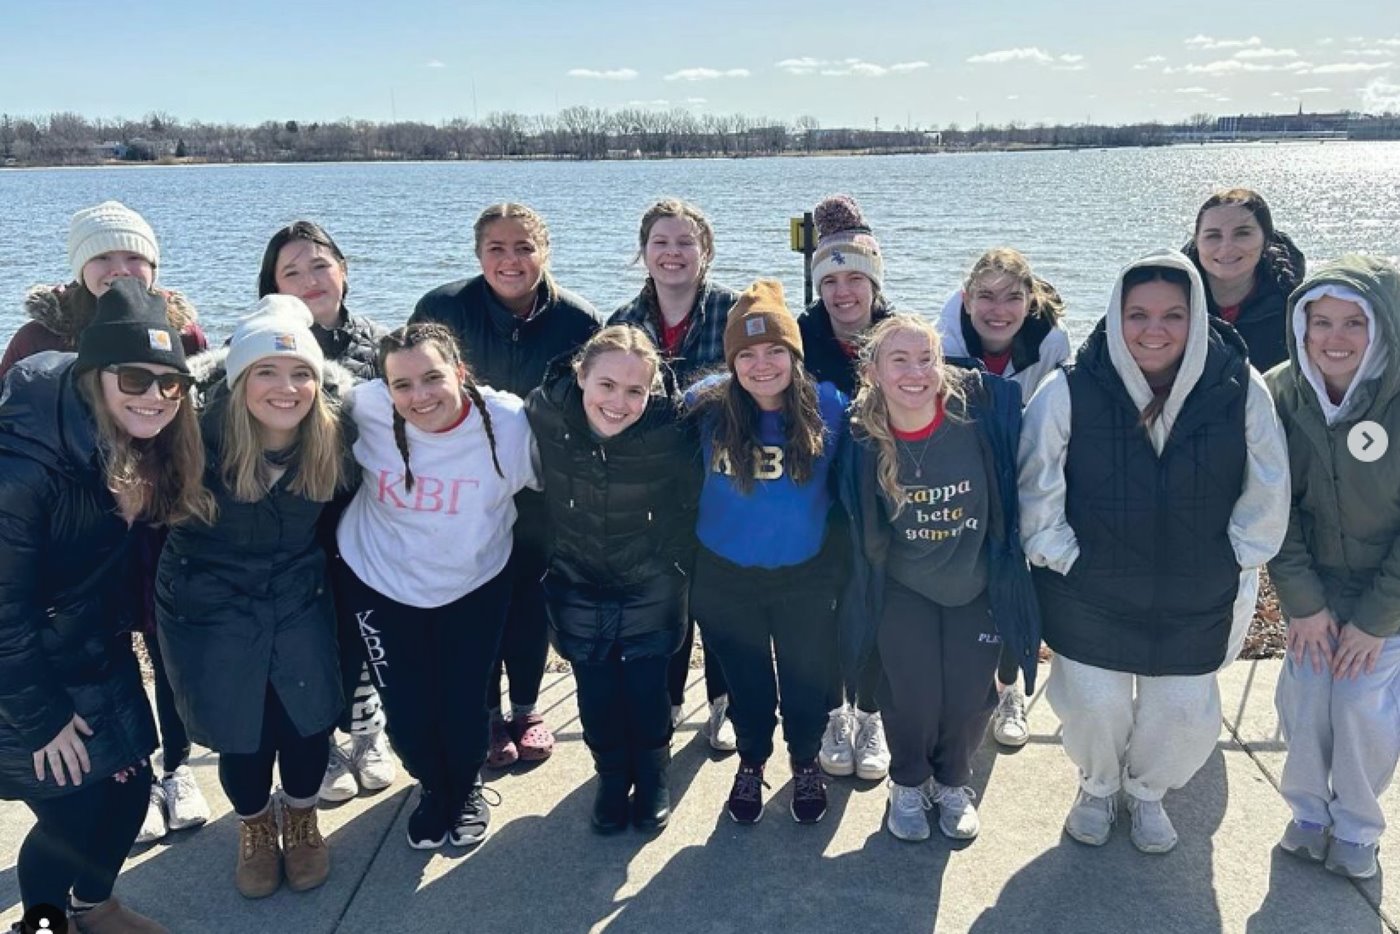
[377,323,504,491]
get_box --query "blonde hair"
[473,202,558,305]
[220,369,344,503]
[852,315,967,517]
[574,325,662,391]
[964,248,1065,324]
[78,370,215,526]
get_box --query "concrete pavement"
[2,659,1394,933]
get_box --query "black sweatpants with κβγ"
[878,580,1001,788]
[19,763,152,912]
[689,547,840,766]
[335,558,512,806]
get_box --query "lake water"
[3,143,1398,348]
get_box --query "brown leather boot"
[71,897,169,933]
[235,806,282,899]
[282,800,330,892]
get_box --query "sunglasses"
[104,366,195,400]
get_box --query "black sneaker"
[450,782,495,847]
[727,762,767,824]
[790,759,828,823]
[407,787,450,849]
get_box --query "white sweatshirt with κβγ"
[337,380,540,609]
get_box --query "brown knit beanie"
[811,194,883,292]
[723,279,804,368]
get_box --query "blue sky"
[4,0,1398,127]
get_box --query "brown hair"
[377,323,503,490]
[574,325,662,391]
[851,315,968,516]
[963,248,1065,324]
[220,367,344,503]
[1121,264,1194,428]
[691,360,826,495]
[1192,188,1276,241]
[634,199,715,272]
[473,203,558,306]
[77,370,216,526]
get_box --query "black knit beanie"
[74,278,188,374]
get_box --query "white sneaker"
[352,729,397,791]
[135,782,168,844]
[818,705,855,777]
[886,781,932,841]
[853,711,891,780]
[319,740,359,803]
[702,695,737,752]
[931,781,980,840]
[1127,794,1178,854]
[160,765,210,831]
[991,684,1030,748]
[1065,788,1117,846]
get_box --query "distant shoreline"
[1,137,1380,171]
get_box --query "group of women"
[1,187,1396,934]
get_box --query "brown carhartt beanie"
[723,279,804,369]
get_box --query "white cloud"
[1345,49,1392,58]
[1319,38,1336,46]
[685,97,707,105]
[1143,55,1167,63]
[1235,48,1298,60]
[1179,59,1319,75]
[1059,54,1084,63]
[1378,39,1400,48]
[625,99,672,108]
[568,67,639,80]
[777,57,929,77]
[664,68,750,81]
[1298,87,1331,93]
[1361,77,1400,111]
[1309,62,1393,74]
[425,60,446,68]
[1133,64,1149,71]
[1174,86,1210,94]
[1184,35,1261,51]
[1006,94,1020,100]
[968,47,1053,64]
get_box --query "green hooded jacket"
[1265,255,1400,637]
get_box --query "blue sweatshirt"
[690,377,847,568]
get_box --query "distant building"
[1214,111,1351,136]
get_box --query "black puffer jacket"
[1184,230,1306,372]
[411,274,601,558]
[155,379,348,754]
[0,353,157,800]
[312,309,388,381]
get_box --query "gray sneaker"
[1064,788,1117,846]
[931,782,980,840]
[1279,820,1328,862]
[886,781,932,841]
[1325,838,1379,879]
[1127,794,1178,854]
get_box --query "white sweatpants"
[1046,654,1221,801]
[1277,634,1400,845]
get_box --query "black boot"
[631,745,671,832]
[591,748,631,834]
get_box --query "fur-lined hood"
[23,282,199,342]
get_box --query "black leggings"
[218,686,331,816]
[575,652,672,754]
[690,548,840,765]
[667,618,730,707]
[19,764,151,911]
[143,632,190,772]
[487,549,549,712]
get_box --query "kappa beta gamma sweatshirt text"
[337,380,540,609]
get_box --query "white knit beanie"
[68,201,161,283]
[225,295,326,388]
[810,194,884,293]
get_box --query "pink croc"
[510,713,555,761]
[486,718,519,769]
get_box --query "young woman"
[796,194,893,784]
[335,323,537,850]
[0,199,212,847]
[526,325,701,832]
[607,199,737,752]
[936,247,1071,748]
[257,220,395,804]
[687,279,847,826]
[1,278,211,933]
[840,314,1039,842]
[157,297,349,899]
[411,203,599,767]
[1266,256,1400,880]
[1184,188,1306,372]
[1019,250,1289,854]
